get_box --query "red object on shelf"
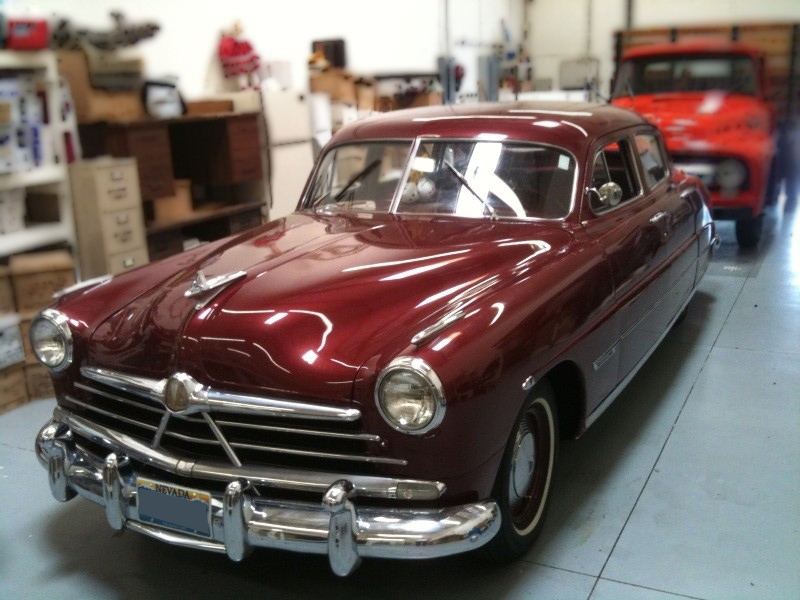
[218,35,260,78]
[6,20,50,50]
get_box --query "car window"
[634,133,669,189]
[307,142,410,212]
[306,140,576,220]
[398,141,575,219]
[590,139,639,212]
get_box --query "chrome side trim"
[35,423,497,576]
[53,275,112,299]
[585,283,698,429]
[411,309,466,345]
[52,407,444,499]
[80,366,361,422]
[593,345,617,372]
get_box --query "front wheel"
[735,214,763,248]
[484,381,558,562]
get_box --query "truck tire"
[736,214,763,248]
[765,160,781,207]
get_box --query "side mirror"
[586,181,622,208]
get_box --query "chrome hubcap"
[509,425,535,505]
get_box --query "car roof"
[622,41,763,61]
[331,102,649,151]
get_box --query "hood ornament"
[185,269,247,309]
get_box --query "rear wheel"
[484,381,558,562]
[735,214,763,248]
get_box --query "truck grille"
[63,375,402,475]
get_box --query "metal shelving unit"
[0,51,77,261]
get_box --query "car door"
[633,130,700,336]
[581,130,673,384]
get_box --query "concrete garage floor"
[1,202,798,600]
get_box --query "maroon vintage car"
[33,102,716,576]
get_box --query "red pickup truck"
[611,25,799,247]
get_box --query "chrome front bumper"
[36,417,500,576]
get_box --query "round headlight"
[375,357,445,434]
[30,309,72,371]
[716,159,746,190]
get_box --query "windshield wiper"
[331,159,381,204]
[443,160,497,219]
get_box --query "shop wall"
[527,0,800,96]
[9,0,525,98]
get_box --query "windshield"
[613,54,758,97]
[305,140,576,220]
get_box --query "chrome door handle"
[650,211,669,224]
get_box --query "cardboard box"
[309,68,357,105]
[57,51,146,123]
[24,363,54,400]
[331,102,358,132]
[0,313,24,370]
[17,311,36,364]
[0,267,14,313]
[153,179,193,224]
[409,91,443,108]
[375,96,395,112]
[0,366,27,414]
[0,188,26,233]
[355,82,376,111]
[186,100,234,116]
[9,250,75,312]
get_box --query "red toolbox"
[6,20,49,51]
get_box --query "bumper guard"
[36,419,500,576]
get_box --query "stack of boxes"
[309,69,442,133]
[0,250,75,413]
[310,68,359,133]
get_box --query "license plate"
[136,477,212,538]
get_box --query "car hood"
[613,92,771,153]
[83,212,572,402]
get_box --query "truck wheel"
[484,381,558,563]
[735,214,763,248]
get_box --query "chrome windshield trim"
[80,366,362,422]
[301,136,579,222]
[54,407,443,499]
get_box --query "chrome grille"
[65,375,403,475]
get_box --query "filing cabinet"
[70,157,150,279]
[79,121,175,200]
